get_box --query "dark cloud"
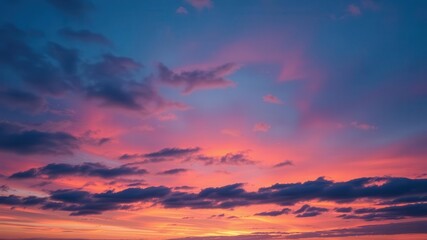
[80,131,111,146]
[119,147,200,161]
[0,122,78,155]
[83,54,185,112]
[285,221,427,239]
[0,185,10,192]
[219,152,256,165]
[334,207,352,213]
[171,221,427,239]
[145,147,201,158]
[157,63,239,94]
[83,54,144,110]
[160,177,427,210]
[85,54,142,79]
[0,88,45,112]
[98,137,111,145]
[0,24,73,95]
[257,176,427,205]
[50,189,91,204]
[119,153,142,161]
[380,195,427,205]
[158,168,189,175]
[192,152,256,165]
[22,186,170,216]
[9,168,38,178]
[339,203,427,221]
[2,176,427,217]
[95,186,171,203]
[47,42,80,75]
[273,160,294,168]
[199,183,245,199]
[293,204,328,218]
[208,213,225,219]
[10,162,148,179]
[0,24,186,115]
[47,0,94,17]
[58,27,112,46]
[255,208,291,216]
[0,195,47,206]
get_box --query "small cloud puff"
[253,122,271,132]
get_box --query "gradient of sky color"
[0,0,427,239]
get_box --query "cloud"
[94,186,171,203]
[380,195,427,205]
[50,189,91,204]
[285,221,427,239]
[293,204,328,218]
[158,168,189,175]
[255,208,291,216]
[47,0,94,17]
[171,221,427,239]
[157,63,239,94]
[253,122,271,132]
[192,151,257,166]
[334,207,353,213]
[0,122,78,155]
[80,130,111,146]
[273,160,294,168]
[176,6,188,15]
[120,147,201,161]
[9,162,148,179]
[339,203,427,221]
[0,185,9,192]
[185,0,212,10]
[0,24,187,116]
[0,24,73,95]
[0,195,47,206]
[145,147,201,158]
[199,183,245,198]
[47,42,80,75]
[161,176,427,210]
[83,54,185,112]
[123,148,256,166]
[263,94,283,104]
[348,4,362,16]
[220,129,240,137]
[157,113,177,121]
[0,88,46,112]
[219,152,256,165]
[58,27,112,46]
[351,121,377,130]
[2,176,427,216]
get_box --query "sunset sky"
[0,0,427,239]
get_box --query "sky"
[0,0,426,239]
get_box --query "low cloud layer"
[10,162,147,179]
[3,176,427,217]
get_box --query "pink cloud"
[263,94,283,105]
[186,0,212,10]
[278,51,307,81]
[253,122,271,132]
[221,129,240,137]
[362,0,380,11]
[351,121,376,130]
[157,113,177,121]
[176,6,188,15]
[348,4,362,16]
